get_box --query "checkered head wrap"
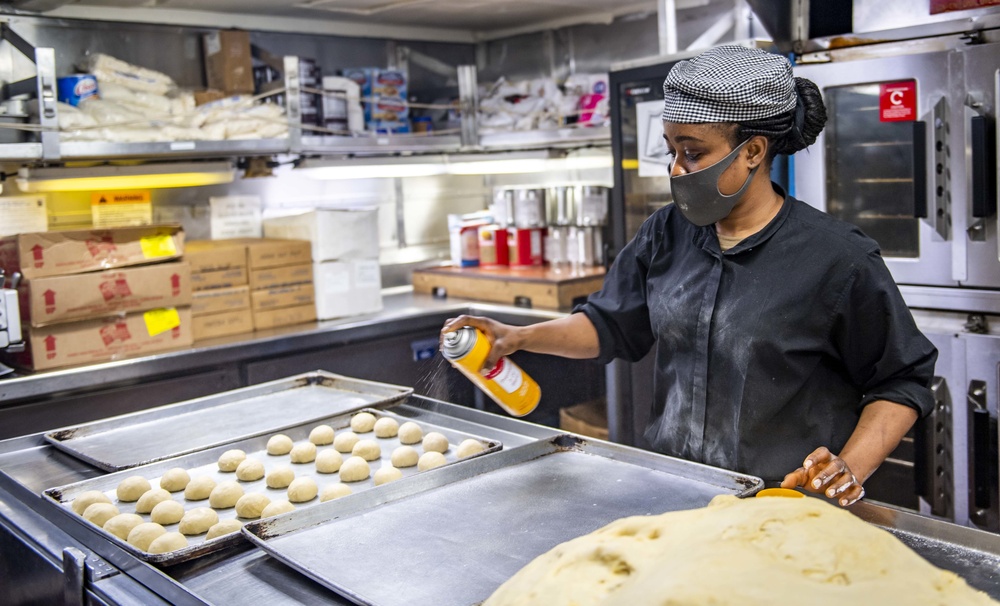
[662,45,797,123]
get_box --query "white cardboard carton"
[313,259,382,320]
[263,208,379,262]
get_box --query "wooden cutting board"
[412,265,606,310]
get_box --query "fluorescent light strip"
[299,153,613,180]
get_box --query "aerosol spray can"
[441,326,541,417]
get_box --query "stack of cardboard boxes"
[0,225,192,370]
[185,238,316,339]
[185,240,253,341]
[263,209,382,320]
[244,238,316,330]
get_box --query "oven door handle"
[913,120,928,219]
[971,114,997,218]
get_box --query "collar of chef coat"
[692,182,791,258]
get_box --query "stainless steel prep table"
[0,396,561,605]
[4,395,1000,604]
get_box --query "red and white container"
[508,227,545,267]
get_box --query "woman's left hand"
[780,446,865,507]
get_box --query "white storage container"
[313,259,383,320]
[263,208,379,262]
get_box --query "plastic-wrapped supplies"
[98,81,173,115]
[84,53,176,95]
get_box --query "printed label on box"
[0,195,47,237]
[353,259,381,289]
[210,195,262,239]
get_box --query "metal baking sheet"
[242,434,763,606]
[43,407,499,566]
[44,371,413,471]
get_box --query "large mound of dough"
[484,495,998,606]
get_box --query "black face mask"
[669,139,759,227]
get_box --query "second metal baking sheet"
[243,434,762,606]
[44,371,412,471]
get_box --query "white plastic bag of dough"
[54,101,99,130]
[160,125,209,141]
[103,126,170,143]
[84,53,176,95]
[79,99,145,126]
[98,81,173,116]
[200,123,227,140]
[59,127,109,142]
[224,118,265,138]
[169,91,196,115]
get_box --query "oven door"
[964,331,1000,532]
[794,51,958,286]
[958,42,1000,288]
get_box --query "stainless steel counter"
[1,290,565,406]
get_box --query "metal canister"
[548,185,576,226]
[513,188,546,228]
[441,327,541,417]
[576,185,609,226]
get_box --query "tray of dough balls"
[44,370,413,472]
[42,408,501,566]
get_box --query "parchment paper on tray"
[45,371,412,471]
[43,407,500,566]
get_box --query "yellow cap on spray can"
[441,326,541,417]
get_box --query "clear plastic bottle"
[441,327,541,417]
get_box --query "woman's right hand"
[441,315,523,372]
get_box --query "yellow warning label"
[140,234,177,259]
[91,190,151,206]
[144,307,181,337]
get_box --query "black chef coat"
[578,187,937,482]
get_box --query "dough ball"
[418,451,447,471]
[315,449,344,473]
[83,503,120,527]
[209,481,244,509]
[456,439,486,459]
[334,431,360,453]
[218,449,247,472]
[320,483,352,502]
[309,424,335,445]
[398,421,423,445]
[135,488,172,514]
[260,500,295,518]
[206,519,243,540]
[287,477,319,503]
[339,456,371,483]
[127,522,166,551]
[158,468,191,492]
[148,532,188,554]
[290,442,317,463]
[373,416,399,438]
[179,507,219,535]
[236,458,265,481]
[373,465,403,486]
[150,500,185,525]
[72,490,112,515]
[422,432,450,454]
[267,434,294,455]
[352,439,382,461]
[235,493,272,519]
[117,476,152,502]
[391,446,419,468]
[184,476,217,501]
[350,412,377,433]
[103,513,144,540]
[266,465,295,489]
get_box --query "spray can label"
[484,358,523,393]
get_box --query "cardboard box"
[251,283,315,311]
[252,303,316,330]
[190,266,248,292]
[249,262,313,290]
[192,285,250,315]
[263,208,379,261]
[203,30,254,94]
[184,240,247,273]
[559,400,609,441]
[0,225,184,280]
[20,261,191,327]
[193,89,228,106]
[13,307,193,371]
[343,68,410,133]
[313,259,383,320]
[193,308,253,341]
[244,239,311,269]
